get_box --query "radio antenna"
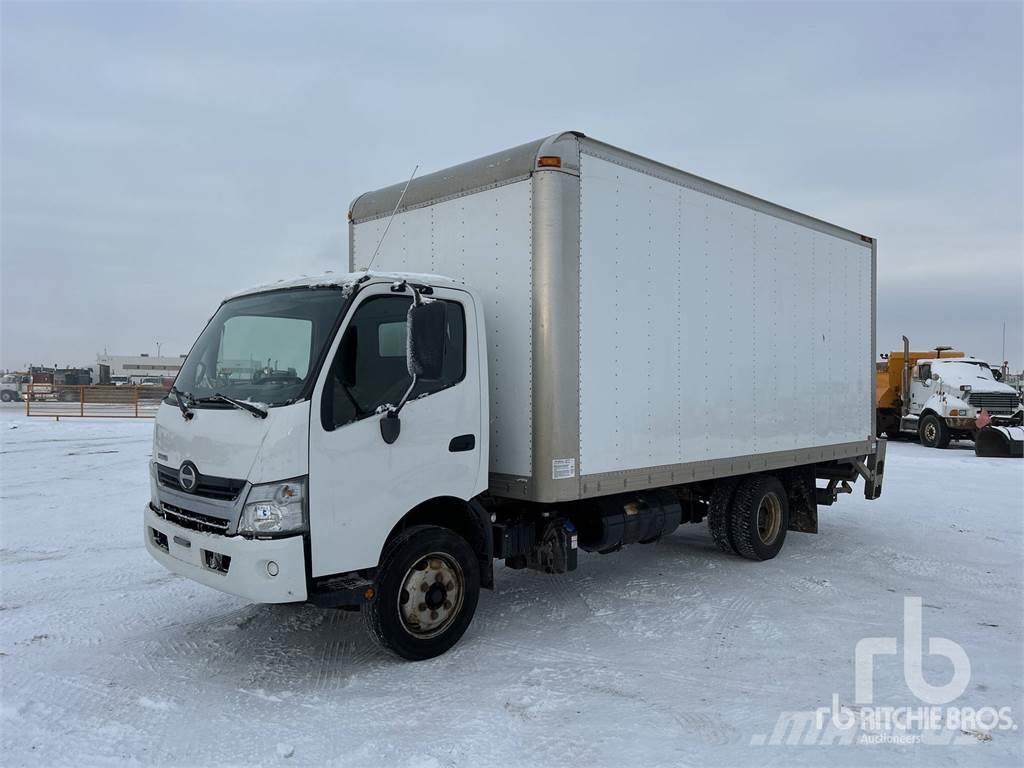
[365,164,419,273]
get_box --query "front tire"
[918,414,950,448]
[0,391,12,403]
[729,475,790,561]
[364,525,480,661]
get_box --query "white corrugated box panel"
[578,153,871,476]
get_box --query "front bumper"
[144,505,307,603]
[945,412,1024,431]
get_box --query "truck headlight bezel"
[150,461,160,508]
[238,476,308,538]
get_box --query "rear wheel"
[707,478,740,554]
[919,414,950,449]
[364,525,480,661]
[0,391,12,402]
[729,475,790,561]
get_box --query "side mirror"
[931,373,940,382]
[407,300,447,380]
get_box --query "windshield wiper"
[194,392,268,419]
[169,386,194,420]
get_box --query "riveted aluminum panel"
[579,153,873,477]
[579,137,868,246]
[351,181,534,477]
[579,440,875,496]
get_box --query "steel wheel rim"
[924,422,937,442]
[756,493,783,545]
[397,552,464,639]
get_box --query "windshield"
[174,288,348,408]
[934,361,995,382]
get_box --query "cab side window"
[918,363,931,381]
[325,295,466,429]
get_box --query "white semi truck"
[145,132,886,660]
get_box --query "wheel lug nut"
[420,583,428,592]
[444,600,452,610]
[418,603,427,612]
[430,610,438,620]
[445,581,454,591]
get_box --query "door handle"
[448,434,476,452]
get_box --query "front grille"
[968,392,1021,413]
[156,503,230,535]
[157,464,245,501]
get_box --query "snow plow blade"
[974,426,1024,458]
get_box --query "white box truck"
[145,131,886,660]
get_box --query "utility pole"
[156,342,162,359]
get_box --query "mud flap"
[974,426,1024,458]
[863,439,886,499]
[784,468,818,533]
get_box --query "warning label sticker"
[552,458,576,480]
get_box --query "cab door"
[307,283,484,578]
[909,362,932,414]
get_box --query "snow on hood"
[932,360,1018,394]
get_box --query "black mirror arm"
[389,374,418,418]
[380,374,418,444]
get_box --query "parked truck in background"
[0,373,30,402]
[144,132,886,660]
[877,338,1023,452]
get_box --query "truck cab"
[145,272,491,658]
[0,373,27,402]
[906,357,1023,447]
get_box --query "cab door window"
[325,295,465,429]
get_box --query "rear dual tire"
[707,474,789,561]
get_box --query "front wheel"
[0,391,12,402]
[918,414,950,449]
[364,525,480,661]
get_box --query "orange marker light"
[537,156,562,168]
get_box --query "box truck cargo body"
[145,132,885,660]
[350,132,878,502]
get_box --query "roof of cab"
[224,270,464,302]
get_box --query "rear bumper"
[144,505,307,603]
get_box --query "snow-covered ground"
[1,405,1021,767]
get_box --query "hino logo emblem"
[178,461,198,493]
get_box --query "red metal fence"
[25,383,170,419]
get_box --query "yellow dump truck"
[877,337,1023,456]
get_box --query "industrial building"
[95,354,185,385]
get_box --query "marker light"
[537,156,562,168]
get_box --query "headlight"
[238,477,308,537]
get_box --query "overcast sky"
[2,1,1021,371]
